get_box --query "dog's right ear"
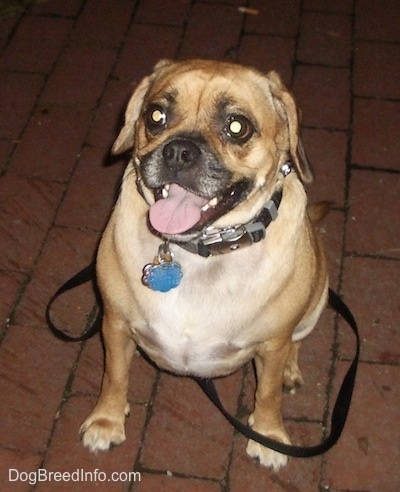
[111,76,152,155]
[112,60,174,155]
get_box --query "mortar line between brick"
[220,364,248,492]
[0,1,90,341]
[319,0,357,489]
[129,369,161,490]
[5,0,142,339]
[34,342,87,487]
[0,0,89,176]
[175,0,195,59]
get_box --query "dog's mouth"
[149,180,252,236]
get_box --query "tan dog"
[80,59,328,470]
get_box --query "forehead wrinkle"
[174,70,237,112]
[213,92,243,116]
[192,71,228,118]
[147,85,177,106]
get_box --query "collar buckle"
[198,226,254,257]
[197,218,272,257]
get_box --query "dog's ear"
[266,71,313,184]
[112,59,174,155]
[111,76,152,155]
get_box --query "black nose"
[162,139,201,171]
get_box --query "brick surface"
[55,145,124,232]
[323,362,400,491]
[237,35,295,84]
[0,176,64,271]
[346,170,400,259]
[244,0,301,37]
[318,210,346,289]
[114,24,181,83]
[0,14,21,50]
[355,0,400,42]
[0,448,42,492]
[293,66,350,129]
[0,16,73,73]
[15,225,100,328]
[303,0,353,13]
[352,98,400,170]
[141,372,241,478]
[30,0,84,17]
[0,1,399,489]
[0,269,26,330]
[340,256,400,363]
[71,0,134,48]
[38,395,147,492]
[303,128,348,206]
[85,78,136,149]
[136,474,221,491]
[0,72,43,140]
[135,0,191,26]
[10,106,91,181]
[40,44,117,108]
[297,12,352,66]
[354,42,400,100]
[0,324,79,452]
[9,105,92,181]
[179,3,243,59]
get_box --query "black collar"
[175,163,292,257]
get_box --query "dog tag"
[142,244,183,292]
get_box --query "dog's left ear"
[112,59,174,155]
[266,71,313,184]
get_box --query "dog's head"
[112,59,312,240]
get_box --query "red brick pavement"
[0,1,399,490]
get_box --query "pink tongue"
[149,184,209,234]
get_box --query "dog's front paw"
[80,404,130,452]
[246,416,290,471]
[246,435,290,471]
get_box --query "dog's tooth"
[162,187,169,199]
[164,184,170,191]
[208,197,218,208]
[201,203,210,212]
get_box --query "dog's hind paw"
[283,366,304,394]
[246,438,289,471]
[80,415,126,452]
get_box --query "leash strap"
[46,264,101,342]
[46,268,359,457]
[194,289,360,457]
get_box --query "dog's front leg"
[80,313,135,452]
[246,341,291,470]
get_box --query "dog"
[79,59,328,471]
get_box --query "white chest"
[129,244,284,377]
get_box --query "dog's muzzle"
[138,136,252,237]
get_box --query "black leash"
[194,289,360,457]
[46,265,360,458]
[46,264,101,342]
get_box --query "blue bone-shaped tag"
[142,261,183,292]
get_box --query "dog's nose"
[162,139,201,171]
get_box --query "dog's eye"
[145,105,167,132]
[224,115,254,143]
